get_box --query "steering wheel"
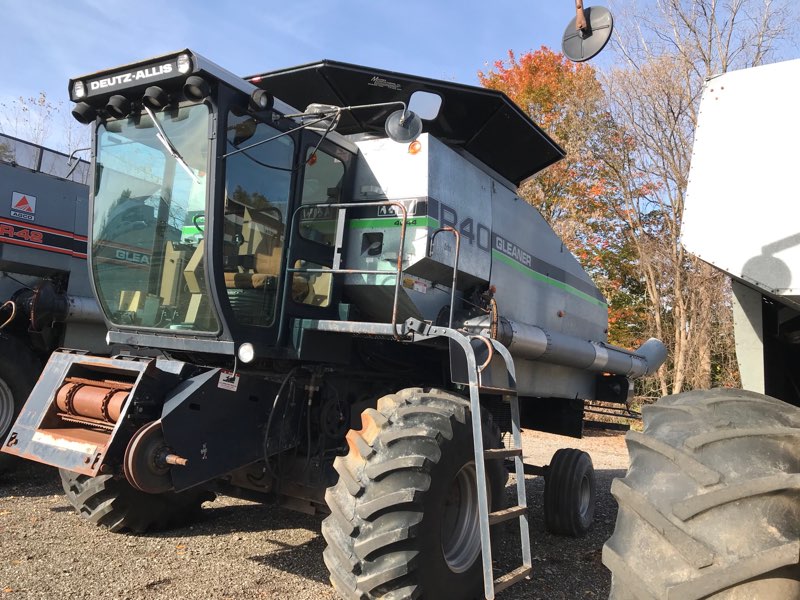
[193,214,205,233]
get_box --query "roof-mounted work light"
[71,102,97,124]
[142,86,170,110]
[106,95,131,119]
[249,89,273,111]
[72,81,86,100]
[176,53,192,74]
[183,76,210,101]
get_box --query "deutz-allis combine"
[2,51,666,599]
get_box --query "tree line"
[480,0,795,398]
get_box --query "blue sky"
[4,0,796,151]
[3,1,567,108]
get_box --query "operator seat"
[222,196,283,289]
[221,193,311,303]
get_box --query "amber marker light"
[408,140,422,155]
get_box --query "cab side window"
[292,148,345,307]
[298,148,344,246]
[224,113,293,326]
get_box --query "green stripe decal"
[491,250,607,308]
[182,225,201,236]
[348,216,440,229]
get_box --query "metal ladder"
[295,213,532,597]
[423,228,532,598]
[449,332,533,598]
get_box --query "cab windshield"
[92,103,219,332]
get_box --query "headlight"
[237,343,255,363]
[73,80,86,99]
[176,53,192,74]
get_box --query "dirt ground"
[0,428,629,599]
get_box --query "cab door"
[216,110,296,347]
[281,138,354,329]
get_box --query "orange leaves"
[478,47,602,121]
[480,44,652,351]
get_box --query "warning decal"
[11,191,37,222]
[218,370,240,392]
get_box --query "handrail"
[0,132,90,183]
[429,226,461,328]
[285,200,409,341]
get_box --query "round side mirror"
[562,5,614,62]
[385,109,423,143]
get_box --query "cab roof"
[248,60,565,186]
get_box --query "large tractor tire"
[60,469,215,533]
[603,389,800,600]
[0,334,40,474]
[322,388,508,600]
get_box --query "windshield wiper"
[143,105,200,184]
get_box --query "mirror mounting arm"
[223,100,421,161]
[575,0,588,32]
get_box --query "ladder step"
[494,565,532,594]
[484,448,523,460]
[477,385,516,393]
[488,505,527,525]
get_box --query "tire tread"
[322,388,506,599]
[604,389,800,599]
[60,469,213,534]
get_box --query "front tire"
[322,388,507,599]
[603,389,800,599]
[60,469,215,533]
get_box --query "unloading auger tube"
[465,315,667,378]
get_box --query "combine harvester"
[0,134,105,474]
[2,7,674,598]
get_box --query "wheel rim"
[0,377,15,439]
[578,472,591,519]
[441,462,482,573]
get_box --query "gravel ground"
[0,429,629,599]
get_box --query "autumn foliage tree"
[479,48,649,353]
[478,0,795,397]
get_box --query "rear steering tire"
[60,469,215,533]
[322,387,507,599]
[603,389,800,599]
[544,448,596,537]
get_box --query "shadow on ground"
[1,456,626,599]
[249,535,329,585]
[0,460,61,499]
